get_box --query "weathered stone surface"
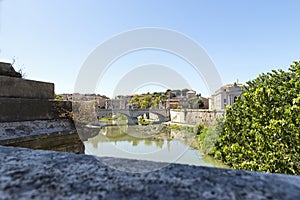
[0,62,21,78]
[170,109,224,126]
[0,146,299,199]
[0,98,72,122]
[0,119,74,139]
[0,75,54,99]
[0,66,82,153]
[0,119,84,154]
[0,130,84,154]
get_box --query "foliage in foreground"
[213,61,300,175]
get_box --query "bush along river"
[83,117,227,168]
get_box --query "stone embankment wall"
[170,109,225,126]
[0,146,299,199]
[0,62,83,153]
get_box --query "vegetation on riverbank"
[212,61,300,175]
[165,123,197,134]
[99,114,128,126]
[137,117,152,125]
[198,119,224,155]
[99,117,115,121]
[164,122,227,167]
[164,122,223,155]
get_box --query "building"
[186,90,196,98]
[201,97,209,109]
[165,99,181,109]
[164,89,204,109]
[106,95,132,109]
[60,93,109,109]
[209,82,243,110]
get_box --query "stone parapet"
[0,98,72,122]
[0,146,299,199]
[0,75,54,99]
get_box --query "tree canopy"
[213,61,300,175]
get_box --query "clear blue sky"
[1,0,299,97]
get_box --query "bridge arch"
[97,109,170,125]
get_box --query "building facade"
[209,83,243,110]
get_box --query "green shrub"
[165,124,195,133]
[198,119,224,154]
[194,123,204,135]
[54,94,63,100]
[138,118,152,125]
[180,125,194,133]
[168,124,181,130]
[214,61,300,175]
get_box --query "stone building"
[105,95,132,109]
[186,90,196,98]
[209,82,243,110]
[61,93,108,109]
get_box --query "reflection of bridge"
[97,109,170,125]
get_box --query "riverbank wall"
[0,62,83,153]
[170,109,224,127]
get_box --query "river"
[83,124,226,168]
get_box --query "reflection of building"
[209,82,243,110]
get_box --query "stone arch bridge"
[97,109,170,125]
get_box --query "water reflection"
[84,125,226,168]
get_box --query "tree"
[140,94,152,108]
[130,94,141,108]
[188,97,204,109]
[213,61,300,175]
[54,94,63,100]
[152,96,161,108]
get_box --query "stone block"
[0,62,21,78]
[0,75,54,99]
[0,98,72,122]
